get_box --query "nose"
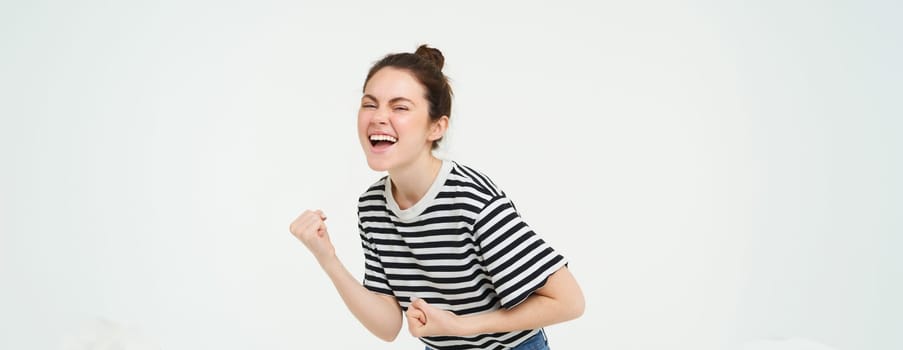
[372,107,389,125]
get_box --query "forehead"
[363,67,427,101]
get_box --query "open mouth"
[369,134,398,149]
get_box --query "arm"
[290,209,403,341]
[319,255,403,341]
[406,266,584,337]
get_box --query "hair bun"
[414,44,445,70]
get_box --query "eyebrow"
[362,94,416,106]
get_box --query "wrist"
[316,252,340,272]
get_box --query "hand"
[289,209,335,262]
[405,298,466,337]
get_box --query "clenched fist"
[406,298,467,337]
[289,209,335,263]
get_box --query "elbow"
[550,293,583,323]
[377,332,398,342]
[570,293,585,320]
[542,267,585,322]
[566,285,586,320]
[373,322,401,342]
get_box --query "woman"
[290,45,584,349]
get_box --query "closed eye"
[361,104,376,109]
[393,106,409,111]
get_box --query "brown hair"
[363,44,453,149]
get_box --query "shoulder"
[357,175,388,206]
[446,160,505,200]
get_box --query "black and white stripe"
[358,160,567,350]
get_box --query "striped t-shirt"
[358,159,568,350]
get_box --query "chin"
[365,155,392,172]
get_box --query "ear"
[428,115,449,142]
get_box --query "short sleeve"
[359,214,394,296]
[474,195,568,309]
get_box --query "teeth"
[369,134,397,143]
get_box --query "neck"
[389,151,442,210]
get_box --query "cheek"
[393,115,425,138]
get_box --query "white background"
[1,1,900,349]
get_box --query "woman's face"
[358,67,439,172]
